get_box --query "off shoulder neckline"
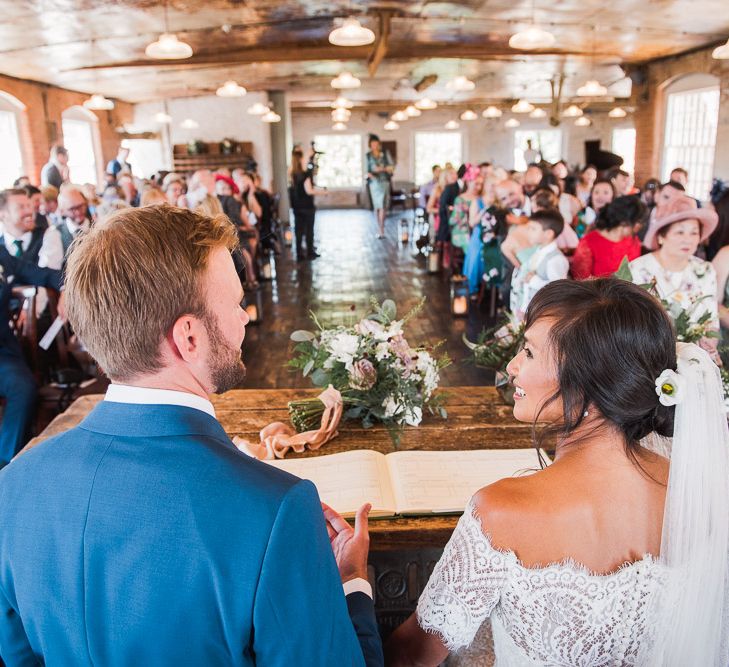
[463,498,662,579]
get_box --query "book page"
[386,449,548,515]
[266,449,397,518]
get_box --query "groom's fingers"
[322,503,351,534]
[353,503,371,541]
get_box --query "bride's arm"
[385,614,448,666]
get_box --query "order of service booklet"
[266,448,549,518]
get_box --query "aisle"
[241,209,495,388]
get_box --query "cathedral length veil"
[648,343,729,666]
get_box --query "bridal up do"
[524,278,677,452]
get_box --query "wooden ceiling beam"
[367,11,392,77]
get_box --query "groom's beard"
[206,314,247,394]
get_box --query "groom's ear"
[169,314,207,365]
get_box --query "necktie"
[12,239,23,257]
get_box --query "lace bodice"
[417,500,668,666]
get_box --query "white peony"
[382,395,401,419]
[402,406,423,427]
[375,342,392,361]
[357,319,384,337]
[328,333,360,367]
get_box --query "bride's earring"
[583,409,589,417]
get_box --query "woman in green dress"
[366,134,395,238]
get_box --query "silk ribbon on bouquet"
[233,385,343,460]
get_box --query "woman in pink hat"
[630,194,720,358]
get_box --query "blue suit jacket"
[0,401,383,666]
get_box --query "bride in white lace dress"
[386,278,729,666]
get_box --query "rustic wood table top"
[24,386,534,550]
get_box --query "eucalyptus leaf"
[382,299,397,321]
[310,368,329,387]
[290,330,316,342]
[302,360,314,377]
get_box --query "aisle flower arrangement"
[288,298,450,442]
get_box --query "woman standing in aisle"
[365,134,394,239]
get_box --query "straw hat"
[643,195,718,250]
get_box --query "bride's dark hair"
[524,278,676,465]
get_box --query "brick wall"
[633,46,729,186]
[0,74,134,185]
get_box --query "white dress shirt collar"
[104,384,216,418]
[3,230,32,254]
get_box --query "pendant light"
[511,99,535,113]
[331,108,351,123]
[405,105,421,117]
[575,116,591,127]
[445,120,460,129]
[712,38,729,59]
[145,2,193,59]
[332,122,347,131]
[216,80,247,98]
[328,17,375,47]
[331,96,354,109]
[83,93,114,110]
[384,120,399,131]
[608,106,627,118]
[505,118,520,128]
[509,0,555,50]
[482,106,502,118]
[446,75,475,92]
[262,110,281,123]
[529,107,547,118]
[391,110,409,122]
[460,109,478,121]
[154,111,172,124]
[415,98,437,110]
[180,118,199,129]
[247,102,270,116]
[331,72,361,89]
[562,104,583,117]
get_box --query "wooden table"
[25,386,532,550]
[24,386,532,634]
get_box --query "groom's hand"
[322,502,371,584]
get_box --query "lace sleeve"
[416,501,511,652]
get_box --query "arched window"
[62,106,102,187]
[661,73,720,200]
[0,91,27,188]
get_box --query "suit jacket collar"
[78,400,233,445]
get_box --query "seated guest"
[576,178,616,236]
[387,278,729,666]
[632,195,719,360]
[105,146,132,180]
[186,169,216,209]
[39,185,61,228]
[436,166,461,250]
[140,186,167,207]
[55,185,93,259]
[22,185,47,231]
[40,145,69,189]
[522,163,544,198]
[606,167,631,196]
[550,159,568,191]
[511,209,569,321]
[0,205,381,665]
[574,165,597,207]
[708,180,729,260]
[536,174,579,251]
[418,165,441,210]
[161,173,187,208]
[12,176,31,188]
[571,196,645,279]
[450,166,486,285]
[0,189,63,468]
[118,174,140,208]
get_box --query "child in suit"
[513,209,569,321]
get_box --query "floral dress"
[629,253,719,333]
[449,196,475,252]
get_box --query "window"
[0,92,26,188]
[662,84,720,200]
[62,107,101,186]
[513,130,562,171]
[121,138,165,179]
[612,128,636,177]
[414,132,462,186]
[312,134,362,188]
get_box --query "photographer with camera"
[288,145,327,261]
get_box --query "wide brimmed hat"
[214,174,239,195]
[643,195,718,250]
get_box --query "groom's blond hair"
[65,204,237,382]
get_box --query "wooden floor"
[241,209,496,389]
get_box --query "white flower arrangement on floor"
[288,298,450,443]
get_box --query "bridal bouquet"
[288,298,450,442]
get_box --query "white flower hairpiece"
[655,369,685,406]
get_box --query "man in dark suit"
[0,204,382,666]
[0,189,64,468]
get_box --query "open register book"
[267,448,549,518]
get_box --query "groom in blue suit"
[0,205,382,666]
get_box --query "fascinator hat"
[643,195,718,250]
[462,163,481,182]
